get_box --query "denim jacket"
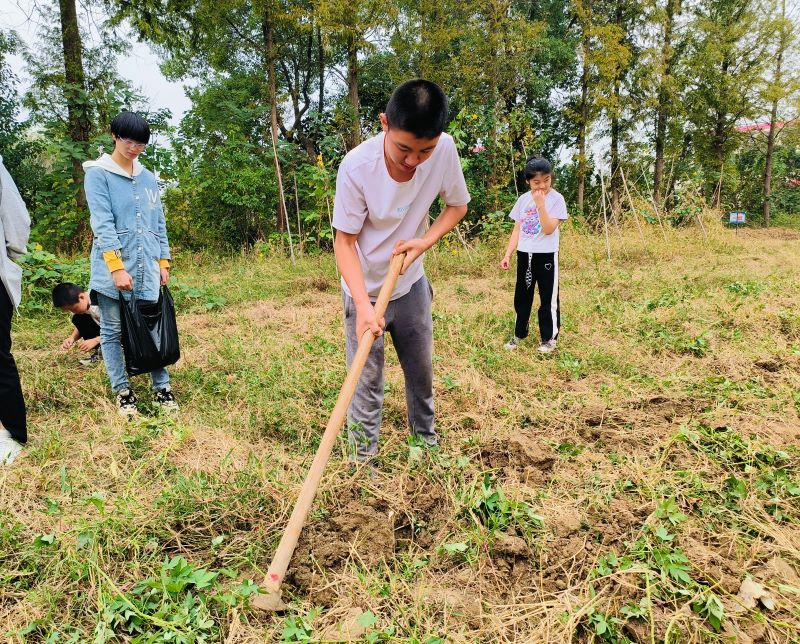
[84,154,171,302]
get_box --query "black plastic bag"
[119,286,180,375]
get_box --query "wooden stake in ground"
[695,207,708,242]
[325,194,339,279]
[602,171,626,252]
[599,172,611,261]
[252,253,406,612]
[510,141,519,198]
[269,127,295,265]
[618,166,647,245]
[637,163,670,240]
[293,173,303,257]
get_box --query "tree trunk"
[609,2,623,215]
[610,82,621,215]
[263,9,285,233]
[488,1,502,208]
[763,101,778,227]
[577,36,589,215]
[710,54,732,209]
[346,32,360,149]
[317,24,325,115]
[58,0,90,216]
[667,131,691,208]
[763,0,786,228]
[653,0,680,209]
[711,109,726,208]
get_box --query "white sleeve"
[439,140,470,207]
[509,196,524,221]
[550,194,568,220]
[0,160,31,259]
[332,160,368,234]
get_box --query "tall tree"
[595,0,637,213]
[315,0,394,149]
[574,0,593,215]
[761,0,799,226]
[571,0,631,215]
[58,0,91,212]
[651,0,683,209]
[262,5,282,231]
[111,0,322,231]
[685,0,770,207]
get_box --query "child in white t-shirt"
[500,157,569,353]
[333,79,470,463]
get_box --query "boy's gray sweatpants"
[344,275,437,461]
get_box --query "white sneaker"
[78,349,102,367]
[504,336,521,350]
[116,389,138,417]
[154,386,179,412]
[0,428,23,465]
[536,339,557,354]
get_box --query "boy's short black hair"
[385,80,449,139]
[110,111,150,144]
[524,157,554,180]
[52,282,84,308]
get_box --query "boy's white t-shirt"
[509,189,569,253]
[333,132,470,300]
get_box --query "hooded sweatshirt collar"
[83,153,144,178]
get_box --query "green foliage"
[725,280,764,296]
[94,556,259,643]
[7,0,800,252]
[582,608,629,643]
[281,609,318,642]
[691,592,726,632]
[461,474,543,534]
[170,280,227,312]
[16,244,90,313]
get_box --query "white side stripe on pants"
[550,252,560,341]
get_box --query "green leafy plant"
[170,279,227,311]
[17,243,90,313]
[461,474,543,534]
[281,609,318,642]
[691,592,726,632]
[725,281,763,296]
[94,556,259,643]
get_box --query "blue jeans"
[96,292,170,394]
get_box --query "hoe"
[252,253,405,611]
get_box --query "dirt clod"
[539,503,582,538]
[493,532,528,558]
[478,434,555,481]
[415,585,483,627]
[289,501,395,603]
[319,607,369,641]
[755,357,782,372]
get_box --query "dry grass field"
[2,215,799,642]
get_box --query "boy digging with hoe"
[333,79,470,465]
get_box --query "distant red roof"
[735,119,799,133]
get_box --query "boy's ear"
[379,113,389,132]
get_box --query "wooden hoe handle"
[253,253,406,609]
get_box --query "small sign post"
[729,211,746,235]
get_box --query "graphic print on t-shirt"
[521,205,541,237]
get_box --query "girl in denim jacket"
[84,111,178,416]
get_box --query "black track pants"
[0,286,26,442]
[513,250,560,343]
